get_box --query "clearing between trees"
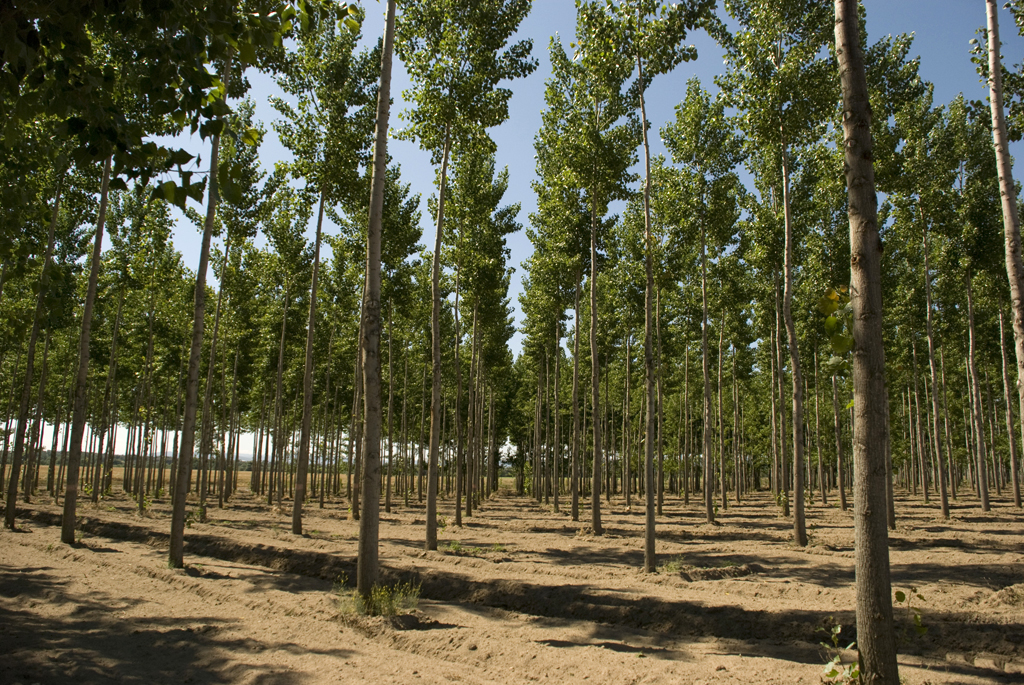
[2,484,1022,685]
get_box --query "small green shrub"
[659,556,685,573]
[338,581,420,617]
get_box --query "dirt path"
[2,488,1022,684]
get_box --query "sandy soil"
[2,479,1023,684]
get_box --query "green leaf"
[895,591,906,603]
[845,399,854,410]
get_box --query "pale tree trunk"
[426,122,451,551]
[571,275,581,520]
[774,273,789,517]
[965,273,990,510]
[717,310,726,510]
[4,178,61,528]
[356,0,396,597]
[835,2,900,679]
[553,319,561,513]
[814,349,827,505]
[168,119,221,564]
[940,348,957,499]
[453,264,463,524]
[911,340,928,502]
[921,216,950,517]
[640,42,656,573]
[656,287,665,515]
[701,207,714,524]
[780,135,807,547]
[93,291,124,502]
[60,156,112,543]
[986,0,1024,510]
[385,304,394,514]
[999,308,1022,506]
[293,189,325,533]
[589,175,603,536]
[198,238,231,519]
[269,284,291,506]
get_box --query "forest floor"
[2,475,1023,684]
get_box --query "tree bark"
[921,215,950,517]
[986,0,1024,511]
[4,177,61,528]
[60,156,112,543]
[426,122,451,551]
[638,42,656,572]
[356,0,396,597]
[293,189,325,533]
[835,1,900,679]
[780,134,807,547]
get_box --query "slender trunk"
[921,215,950,516]
[426,122,451,551]
[780,134,807,547]
[553,319,561,513]
[775,273,789,517]
[59,157,112,543]
[589,160,603,536]
[986,1,1024,510]
[717,310,726,510]
[638,42,656,572]
[965,273,990,510]
[701,205,713,524]
[5,177,62,528]
[571,274,581,520]
[999,308,1022,506]
[814,349,826,505]
[836,3,900,678]
[356,0,395,596]
[293,189,325,533]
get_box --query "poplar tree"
[396,0,536,550]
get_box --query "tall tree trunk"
[293,189,325,533]
[780,134,807,547]
[165,123,219,562]
[911,340,929,502]
[589,169,603,537]
[814,348,827,505]
[385,303,394,514]
[921,216,950,517]
[717,310,726,510]
[197,238,231,519]
[965,272,990,510]
[638,43,656,572]
[60,156,112,543]
[356,0,395,596]
[701,205,714,524]
[571,274,581,520]
[835,2,900,679]
[553,319,561,514]
[774,273,789,517]
[426,121,451,551]
[5,177,61,528]
[986,0,1024,509]
[999,307,1022,506]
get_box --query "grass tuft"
[338,580,421,617]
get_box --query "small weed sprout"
[443,540,462,554]
[818,618,859,684]
[894,587,927,644]
[490,543,507,553]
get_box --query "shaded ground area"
[2,483,1023,684]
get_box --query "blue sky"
[166,0,1024,359]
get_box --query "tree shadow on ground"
[0,567,352,685]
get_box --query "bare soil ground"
[2,477,1023,684]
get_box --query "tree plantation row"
[4,1,1024,682]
